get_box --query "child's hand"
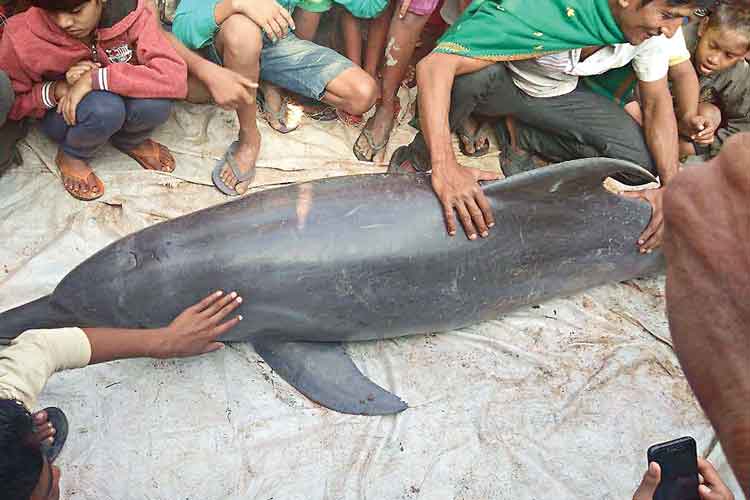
[682,114,718,145]
[154,290,244,358]
[53,80,71,102]
[58,71,93,126]
[66,60,100,85]
[236,0,295,42]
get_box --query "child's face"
[695,24,750,76]
[47,0,103,40]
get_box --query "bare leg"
[355,12,429,160]
[320,66,378,115]
[214,15,263,194]
[293,8,323,41]
[364,2,394,84]
[341,11,363,67]
[663,133,750,492]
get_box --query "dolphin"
[0,158,663,415]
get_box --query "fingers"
[638,215,662,253]
[268,17,286,40]
[442,203,458,237]
[698,484,734,500]
[208,293,243,324]
[399,0,412,18]
[633,462,661,500]
[201,291,239,318]
[476,169,502,182]
[263,21,278,42]
[466,197,489,237]
[201,341,226,354]
[475,190,495,229]
[211,315,243,338]
[239,76,259,90]
[192,290,225,312]
[454,202,479,240]
[280,7,295,31]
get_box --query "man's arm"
[663,134,750,492]
[146,0,256,110]
[668,60,716,145]
[621,77,680,253]
[416,52,499,240]
[85,290,242,364]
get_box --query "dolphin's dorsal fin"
[253,339,408,416]
[483,157,657,197]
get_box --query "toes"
[32,411,48,424]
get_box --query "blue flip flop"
[211,141,257,196]
[38,407,68,464]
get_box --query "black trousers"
[408,63,656,184]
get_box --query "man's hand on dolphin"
[431,160,500,240]
[621,187,664,253]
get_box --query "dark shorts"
[201,32,354,100]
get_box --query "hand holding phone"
[647,436,700,500]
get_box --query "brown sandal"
[120,139,176,173]
[55,150,105,201]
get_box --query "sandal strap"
[224,144,255,183]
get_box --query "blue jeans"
[200,32,353,100]
[41,91,172,160]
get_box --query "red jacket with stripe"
[0,0,187,120]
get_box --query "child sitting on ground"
[0,0,187,201]
[626,2,750,159]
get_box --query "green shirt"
[173,0,298,50]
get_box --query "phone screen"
[649,438,699,500]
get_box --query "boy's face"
[695,22,750,76]
[614,0,695,45]
[47,0,103,40]
[29,458,61,500]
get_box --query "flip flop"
[55,150,105,201]
[353,114,394,162]
[456,122,490,158]
[388,145,430,174]
[258,93,299,134]
[118,139,176,173]
[304,104,338,122]
[38,407,68,464]
[494,120,538,177]
[211,141,256,196]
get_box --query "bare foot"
[55,150,104,201]
[219,128,261,195]
[259,81,299,133]
[353,102,396,162]
[456,115,490,156]
[31,410,56,448]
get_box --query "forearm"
[83,327,169,364]
[417,54,458,172]
[668,61,699,124]
[642,97,680,185]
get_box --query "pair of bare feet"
[57,139,175,200]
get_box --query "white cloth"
[508,28,691,98]
[0,328,91,409]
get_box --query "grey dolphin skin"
[0,158,663,415]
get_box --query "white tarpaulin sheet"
[0,93,744,500]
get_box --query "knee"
[140,99,173,125]
[77,91,127,132]
[346,73,378,114]
[219,15,262,61]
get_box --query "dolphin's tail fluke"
[0,295,80,344]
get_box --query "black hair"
[0,399,44,500]
[707,0,750,42]
[29,0,90,13]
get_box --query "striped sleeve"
[91,67,111,92]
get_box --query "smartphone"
[647,436,699,500]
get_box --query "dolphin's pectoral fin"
[253,339,408,416]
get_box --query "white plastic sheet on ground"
[0,93,744,500]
